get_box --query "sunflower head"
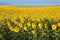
[23,26,27,31]
[32,23,36,29]
[52,24,57,30]
[38,23,43,29]
[9,26,14,31]
[57,23,60,27]
[31,30,35,35]
[14,27,20,32]
[27,22,31,27]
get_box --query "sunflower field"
[0,16,60,40]
[0,6,60,40]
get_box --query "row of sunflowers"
[0,16,60,40]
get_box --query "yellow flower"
[1,20,4,24]
[19,16,23,19]
[14,21,19,25]
[0,34,3,38]
[19,16,25,23]
[57,23,60,27]
[0,16,3,20]
[20,18,25,23]
[35,17,40,21]
[52,25,57,30]
[9,26,14,31]
[11,19,15,22]
[27,22,31,27]
[23,26,27,31]
[19,23,23,28]
[11,18,16,22]
[7,22,10,26]
[23,15,28,18]
[30,17,35,21]
[12,16,17,20]
[5,16,8,19]
[45,24,48,29]
[32,23,36,29]
[31,30,35,34]
[14,27,20,32]
[38,23,43,29]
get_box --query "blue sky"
[0,0,60,5]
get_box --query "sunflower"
[32,23,36,29]
[52,24,57,30]
[23,26,27,31]
[30,17,35,21]
[19,23,23,28]
[45,24,48,29]
[14,27,20,32]
[31,30,35,35]
[35,17,40,21]
[38,23,43,29]
[9,26,14,31]
[0,16,3,20]
[27,22,31,27]
[14,21,19,25]
[57,23,60,27]
[20,18,25,23]
[7,22,11,26]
